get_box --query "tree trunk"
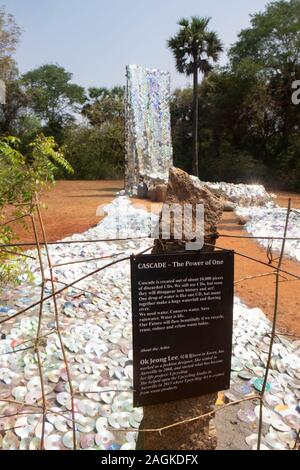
[192,65,199,178]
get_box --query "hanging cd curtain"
[125,65,173,195]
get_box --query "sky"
[4,0,270,90]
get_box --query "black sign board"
[131,250,234,407]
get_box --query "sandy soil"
[9,180,124,243]
[218,211,300,337]
[7,179,300,337]
[271,190,300,209]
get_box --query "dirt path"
[8,180,300,336]
[10,180,124,243]
[271,189,300,208]
[219,211,300,337]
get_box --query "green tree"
[82,86,124,126]
[0,134,73,284]
[0,66,28,135]
[230,0,300,76]
[63,122,124,180]
[0,6,21,80]
[22,64,85,142]
[229,0,300,188]
[170,88,193,173]
[62,86,125,180]
[230,0,300,143]
[170,2,300,190]
[168,17,223,177]
[170,79,267,184]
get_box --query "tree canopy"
[171,0,300,189]
[82,86,124,127]
[22,64,85,141]
[230,0,300,77]
[168,16,223,176]
[0,6,21,79]
[168,16,223,77]
[0,134,73,283]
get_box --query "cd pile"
[204,179,300,263]
[205,182,273,207]
[0,198,153,450]
[227,298,300,450]
[0,197,299,450]
[236,205,300,263]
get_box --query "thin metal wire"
[1,195,299,451]
[279,277,300,284]
[0,212,32,227]
[1,232,300,250]
[234,271,277,285]
[206,243,300,281]
[257,199,292,450]
[35,194,77,450]
[43,278,111,302]
[267,238,274,265]
[35,193,154,450]
[52,252,126,268]
[0,330,56,356]
[291,208,300,217]
[109,396,260,433]
[0,246,153,326]
[0,236,152,248]
[293,428,300,450]
[4,202,35,207]
[30,213,47,450]
[219,234,300,241]
[0,249,36,260]
[0,256,132,325]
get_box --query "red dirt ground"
[8,180,300,337]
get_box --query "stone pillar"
[139,167,223,450]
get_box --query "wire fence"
[0,195,299,451]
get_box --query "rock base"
[138,394,217,450]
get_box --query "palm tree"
[168,17,223,177]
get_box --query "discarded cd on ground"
[237,409,257,424]
[44,434,61,451]
[253,378,270,393]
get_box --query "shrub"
[0,134,72,284]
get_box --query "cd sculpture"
[125,65,173,195]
